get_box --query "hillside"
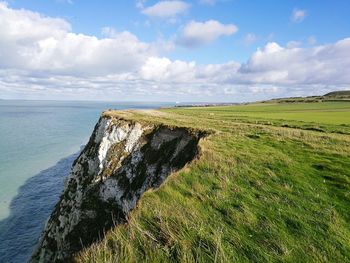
[324,90,350,97]
[260,90,350,104]
[64,101,350,262]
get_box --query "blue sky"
[1,0,350,101]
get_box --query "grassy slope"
[76,102,350,263]
[324,90,350,97]
[260,90,350,104]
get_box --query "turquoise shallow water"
[0,100,172,263]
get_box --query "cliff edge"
[31,112,206,262]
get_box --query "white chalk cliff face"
[31,115,204,263]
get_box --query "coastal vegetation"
[259,90,350,104]
[74,100,350,262]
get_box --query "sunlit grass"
[76,102,350,262]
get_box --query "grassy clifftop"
[76,101,350,262]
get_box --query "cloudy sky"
[1,0,350,102]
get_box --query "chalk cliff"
[31,113,205,262]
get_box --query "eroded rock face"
[31,116,204,262]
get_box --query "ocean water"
[0,100,172,263]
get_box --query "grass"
[169,102,350,133]
[76,101,350,262]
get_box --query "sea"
[0,100,173,263]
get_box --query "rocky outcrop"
[31,114,205,262]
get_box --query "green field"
[172,102,350,133]
[76,101,350,263]
[182,102,350,124]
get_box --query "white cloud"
[0,2,350,102]
[291,8,306,23]
[136,38,350,89]
[238,39,350,86]
[141,1,190,19]
[177,20,238,47]
[138,39,350,97]
[140,57,196,82]
[0,2,152,75]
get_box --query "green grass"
[169,102,350,134]
[172,101,350,124]
[76,101,350,263]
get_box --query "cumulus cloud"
[238,39,350,86]
[140,57,196,82]
[139,38,350,88]
[0,2,152,75]
[1,2,350,102]
[137,39,350,100]
[291,8,306,23]
[177,20,238,47]
[141,1,190,19]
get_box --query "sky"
[0,0,350,102]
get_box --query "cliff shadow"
[0,150,82,263]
